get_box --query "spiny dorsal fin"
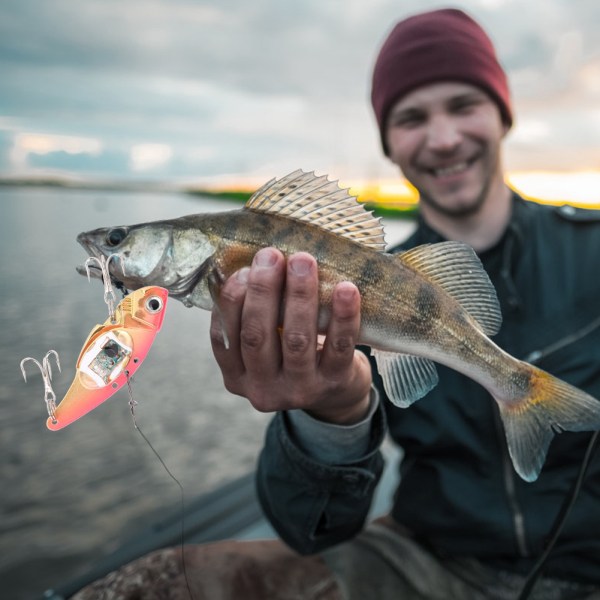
[245,170,387,251]
[398,241,502,336]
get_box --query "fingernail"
[254,248,277,267]
[336,282,356,301]
[236,267,250,283]
[289,254,312,276]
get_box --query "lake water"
[0,186,415,599]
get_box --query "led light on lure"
[47,285,168,431]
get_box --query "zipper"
[494,405,530,557]
[522,313,600,365]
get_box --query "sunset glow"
[197,170,600,213]
[342,170,600,210]
[507,171,600,208]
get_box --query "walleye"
[77,169,600,481]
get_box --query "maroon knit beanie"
[371,8,512,155]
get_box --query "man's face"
[385,81,509,218]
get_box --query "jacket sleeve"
[255,399,387,555]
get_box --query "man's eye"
[454,102,475,113]
[452,97,485,114]
[390,114,423,128]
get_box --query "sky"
[1,0,600,194]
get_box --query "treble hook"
[85,254,126,323]
[20,350,61,424]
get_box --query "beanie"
[371,8,512,155]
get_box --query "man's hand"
[210,248,372,424]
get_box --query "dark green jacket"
[256,194,600,584]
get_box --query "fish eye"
[145,296,163,313]
[106,228,127,247]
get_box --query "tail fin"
[497,365,600,482]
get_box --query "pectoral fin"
[372,349,438,407]
[207,265,230,350]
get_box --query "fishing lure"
[46,285,168,430]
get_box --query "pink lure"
[48,286,168,430]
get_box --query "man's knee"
[73,539,342,600]
[182,539,341,599]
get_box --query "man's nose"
[426,115,461,151]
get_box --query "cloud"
[1,0,599,182]
[130,143,173,172]
[9,132,103,171]
[14,133,101,155]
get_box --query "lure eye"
[106,228,127,247]
[145,296,163,313]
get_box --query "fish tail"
[497,364,600,482]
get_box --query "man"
[75,8,600,600]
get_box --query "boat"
[40,445,401,599]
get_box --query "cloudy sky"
[1,0,599,189]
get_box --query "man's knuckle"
[283,330,311,355]
[209,322,226,344]
[240,324,266,351]
[219,288,240,305]
[223,379,241,395]
[247,389,278,412]
[331,335,354,354]
[287,285,313,302]
[247,279,273,298]
[332,306,357,324]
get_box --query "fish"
[47,286,168,431]
[76,169,600,481]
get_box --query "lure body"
[48,286,168,430]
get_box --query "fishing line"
[125,372,195,600]
[517,430,600,600]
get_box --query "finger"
[320,281,362,378]
[210,267,249,381]
[279,252,320,380]
[239,248,286,380]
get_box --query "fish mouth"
[75,233,129,292]
[75,233,104,278]
[75,261,104,281]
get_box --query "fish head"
[77,223,172,288]
[77,218,218,300]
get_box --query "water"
[0,186,414,599]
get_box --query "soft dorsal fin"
[245,170,387,251]
[398,241,502,336]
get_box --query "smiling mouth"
[428,157,476,178]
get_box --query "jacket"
[256,193,600,584]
